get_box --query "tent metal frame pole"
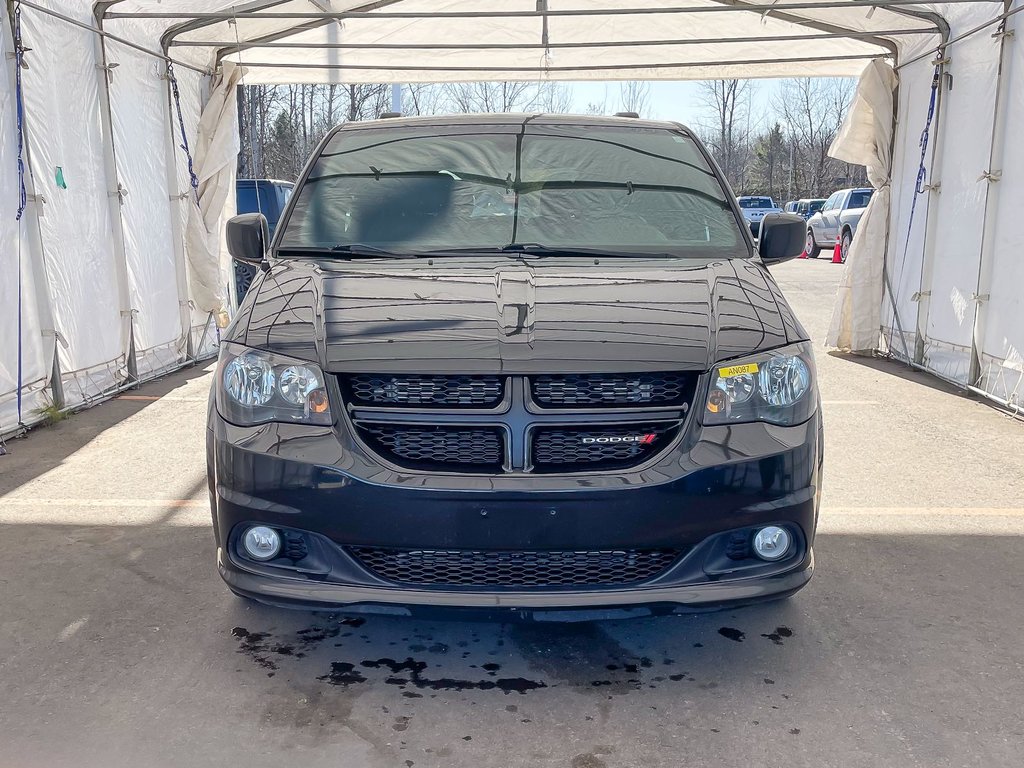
[208,0,409,68]
[89,8,140,389]
[16,0,209,74]
[210,53,891,73]
[896,2,1024,70]
[1,0,63,415]
[967,0,1015,392]
[170,28,939,49]
[104,0,986,21]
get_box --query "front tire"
[805,229,822,258]
[840,230,853,263]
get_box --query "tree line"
[237,78,867,203]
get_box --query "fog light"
[752,526,791,561]
[242,526,281,561]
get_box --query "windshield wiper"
[276,244,421,259]
[420,243,679,259]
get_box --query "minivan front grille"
[349,547,681,589]
[343,374,504,408]
[359,425,504,471]
[345,372,692,475]
[531,372,691,408]
[531,423,677,472]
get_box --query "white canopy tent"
[1,0,1021,437]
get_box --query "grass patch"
[32,401,69,427]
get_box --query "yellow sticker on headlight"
[719,362,759,378]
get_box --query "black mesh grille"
[531,372,691,408]
[349,547,681,588]
[344,374,504,407]
[358,425,503,471]
[531,423,677,472]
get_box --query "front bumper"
[208,411,822,614]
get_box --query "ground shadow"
[0,362,214,493]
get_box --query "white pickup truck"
[737,196,783,238]
[805,187,873,261]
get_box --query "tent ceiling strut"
[104,0,987,21]
[222,53,889,73]
[170,28,938,49]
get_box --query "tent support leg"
[967,0,1014,391]
[48,341,65,410]
[193,311,215,364]
[912,53,949,366]
[92,20,138,392]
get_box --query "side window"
[823,194,839,211]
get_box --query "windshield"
[278,121,746,258]
[848,190,873,209]
[808,200,825,213]
[738,198,776,209]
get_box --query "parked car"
[737,196,783,238]
[804,187,872,260]
[233,179,293,298]
[796,198,826,220]
[213,114,820,618]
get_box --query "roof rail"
[379,111,402,119]
[614,111,639,118]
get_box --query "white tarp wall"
[0,0,215,436]
[1,0,1022,438]
[0,6,50,430]
[879,1,1022,409]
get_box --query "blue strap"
[902,65,940,255]
[13,4,26,222]
[166,61,201,207]
[13,3,26,425]
[889,65,940,353]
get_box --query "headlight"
[704,342,815,426]
[216,343,333,426]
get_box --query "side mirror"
[226,213,269,266]
[758,212,807,264]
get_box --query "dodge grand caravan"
[209,114,820,617]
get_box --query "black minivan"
[209,113,819,617]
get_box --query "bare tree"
[618,81,651,116]
[535,81,574,113]
[403,83,446,116]
[772,78,855,196]
[697,79,753,189]
[443,81,537,113]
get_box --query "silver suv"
[805,188,873,260]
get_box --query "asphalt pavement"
[2,258,1023,768]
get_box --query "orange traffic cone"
[831,234,843,263]
[798,248,808,259]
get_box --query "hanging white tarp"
[184,60,243,326]
[1,0,1022,433]
[825,58,897,353]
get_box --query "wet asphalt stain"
[761,626,794,645]
[571,753,608,768]
[233,618,747,704]
[231,627,279,670]
[317,662,367,686]
[309,655,552,696]
[509,624,652,696]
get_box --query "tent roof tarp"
[95,0,962,83]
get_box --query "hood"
[234,256,803,373]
